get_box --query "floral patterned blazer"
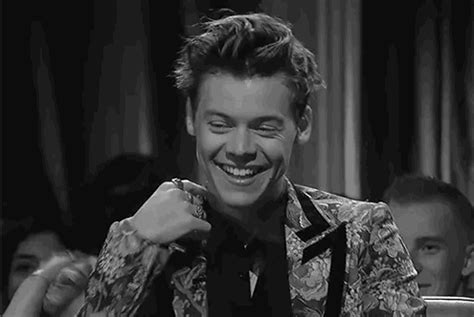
[77,179,426,316]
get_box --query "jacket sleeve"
[76,218,170,316]
[358,202,426,316]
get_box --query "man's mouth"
[215,163,265,178]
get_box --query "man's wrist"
[119,218,181,260]
[122,217,153,242]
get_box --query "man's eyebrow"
[203,110,285,124]
[12,254,38,262]
[414,236,446,245]
[203,110,231,119]
[251,116,285,125]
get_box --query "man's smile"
[214,161,268,185]
[191,74,302,210]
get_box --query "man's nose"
[226,128,257,162]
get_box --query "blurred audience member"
[73,153,167,254]
[383,175,474,297]
[2,216,69,307]
[4,250,96,317]
[463,246,474,297]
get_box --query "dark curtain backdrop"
[3,1,44,220]
[362,0,473,201]
[2,0,184,223]
[2,0,472,226]
[360,1,419,201]
[3,0,92,222]
[145,0,186,178]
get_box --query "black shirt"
[139,200,293,316]
[205,201,292,317]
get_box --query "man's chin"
[217,191,261,210]
[418,288,430,297]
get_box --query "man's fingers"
[158,181,176,192]
[182,201,208,220]
[189,218,212,236]
[181,180,209,198]
[167,188,188,200]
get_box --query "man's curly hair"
[173,13,325,116]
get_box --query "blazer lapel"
[285,181,347,316]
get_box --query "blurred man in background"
[384,175,474,297]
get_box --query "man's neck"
[208,192,288,245]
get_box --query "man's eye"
[13,263,36,274]
[420,244,440,254]
[209,121,227,128]
[256,125,278,134]
[259,125,276,131]
[208,121,231,131]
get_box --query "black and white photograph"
[2,0,473,315]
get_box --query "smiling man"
[191,73,307,225]
[384,175,474,297]
[78,13,425,316]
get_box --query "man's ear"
[296,105,312,145]
[461,243,474,277]
[185,98,195,136]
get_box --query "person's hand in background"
[43,252,96,316]
[4,251,74,316]
[4,251,96,317]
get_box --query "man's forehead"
[16,231,64,253]
[196,73,293,114]
[390,200,455,217]
[390,200,458,236]
[199,72,289,91]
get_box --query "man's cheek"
[428,255,453,286]
[418,256,442,278]
[260,142,291,163]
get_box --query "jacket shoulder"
[294,184,392,224]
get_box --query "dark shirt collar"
[205,194,292,317]
[204,193,288,256]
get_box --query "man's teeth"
[221,165,258,177]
